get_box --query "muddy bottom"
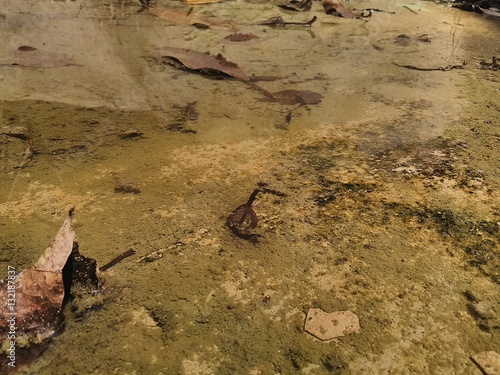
[0,0,499,374]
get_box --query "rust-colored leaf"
[147,5,236,31]
[322,0,360,18]
[0,209,75,371]
[226,189,261,242]
[0,208,99,372]
[155,47,249,80]
[277,0,312,12]
[224,33,259,42]
[149,48,322,105]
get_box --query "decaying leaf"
[226,189,262,242]
[154,47,249,80]
[277,0,312,12]
[259,15,317,27]
[0,208,98,372]
[479,56,499,71]
[145,4,236,31]
[224,33,259,42]
[149,47,322,106]
[322,0,360,18]
[0,47,79,68]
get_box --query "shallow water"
[1,0,499,374]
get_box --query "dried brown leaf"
[155,47,249,80]
[0,208,76,371]
[148,6,236,31]
[322,0,359,18]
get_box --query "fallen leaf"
[0,208,98,372]
[224,33,259,42]
[277,0,312,12]
[226,189,261,242]
[322,0,360,18]
[149,48,322,105]
[147,5,236,31]
[154,47,249,80]
[259,15,317,27]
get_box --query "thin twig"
[393,61,467,71]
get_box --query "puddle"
[1,0,499,374]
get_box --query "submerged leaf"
[154,47,249,80]
[226,190,262,242]
[224,33,259,42]
[149,48,322,105]
[229,205,258,229]
[277,0,312,12]
[147,5,236,31]
[322,0,360,18]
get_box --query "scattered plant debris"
[479,56,499,71]
[257,181,287,197]
[114,179,141,194]
[322,0,360,18]
[166,102,199,133]
[224,33,259,42]
[149,48,322,105]
[394,33,431,46]
[277,0,312,12]
[393,61,467,71]
[119,129,143,139]
[152,47,248,79]
[277,111,293,129]
[259,15,317,27]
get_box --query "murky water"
[1,0,499,374]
